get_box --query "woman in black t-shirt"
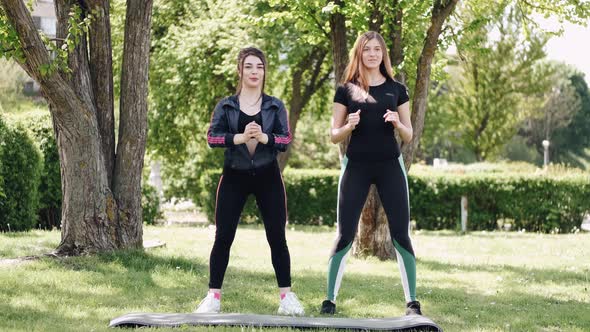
[320,31,421,316]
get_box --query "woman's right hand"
[234,122,259,144]
[346,109,361,130]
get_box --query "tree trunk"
[0,0,153,255]
[277,47,330,170]
[327,0,394,259]
[277,70,303,170]
[112,0,153,248]
[329,0,348,87]
[369,0,384,32]
[88,0,116,186]
[352,186,395,259]
[54,111,120,254]
[329,0,349,158]
[400,0,459,170]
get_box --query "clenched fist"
[347,109,361,130]
[383,109,400,128]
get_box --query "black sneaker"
[320,300,336,315]
[405,301,422,315]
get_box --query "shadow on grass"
[419,258,590,284]
[1,248,589,332]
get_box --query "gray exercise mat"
[109,312,442,331]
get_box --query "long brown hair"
[342,31,394,92]
[236,47,267,95]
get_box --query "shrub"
[0,118,42,231]
[142,183,163,225]
[27,117,62,229]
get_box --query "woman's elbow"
[329,130,339,144]
[405,131,413,143]
[330,133,342,144]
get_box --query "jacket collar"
[221,94,281,110]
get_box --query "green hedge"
[199,169,340,225]
[198,167,589,233]
[26,117,62,229]
[409,172,590,233]
[0,118,42,232]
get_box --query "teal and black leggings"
[326,155,417,302]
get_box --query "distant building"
[24,0,56,94]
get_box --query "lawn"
[1,225,589,332]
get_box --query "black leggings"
[209,160,291,289]
[326,155,416,302]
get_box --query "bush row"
[408,172,589,233]
[199,168,590,233]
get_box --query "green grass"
[1,225,589,332]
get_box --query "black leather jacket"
[207,94,292,170]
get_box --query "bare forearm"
[234,134,248,145]
[331,124,354,144]
[396,124,413,143]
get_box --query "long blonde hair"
[342,31,394,92]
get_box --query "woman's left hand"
[249,122,268,144]
[383,109,401,128]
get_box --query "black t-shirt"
[238,110,263,133]
[334,79,409,161]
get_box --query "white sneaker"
[277,292,305,316]
[194,292,221,313]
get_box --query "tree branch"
[1,0,53,83]
[316,66,332,89]
[302,48,328,103]
[303,7,329,39]
[329,0,348,86]
[401,0,459,170]
[519,0,555,13]
[86,0,116,184]
[55,0,96,110]
[369,0,384,32]
[0,0,89,119]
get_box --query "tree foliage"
[550,72,590,167]
[424,3,553,161]
[517,66,590,168]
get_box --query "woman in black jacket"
[195,47,304,316]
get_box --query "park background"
[1,1,589,331]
